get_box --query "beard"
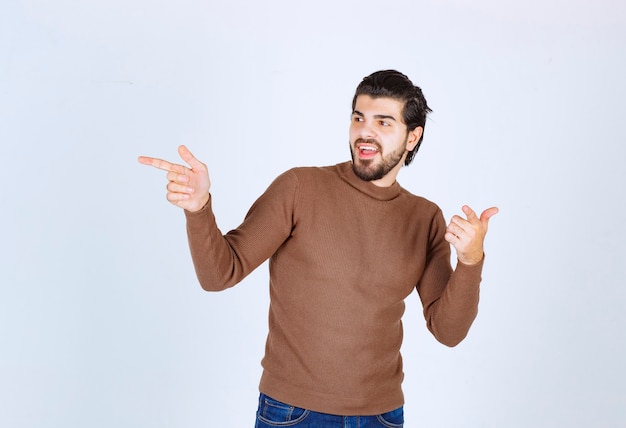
[350,138,407,182]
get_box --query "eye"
[379,120,390,127]
[353,116,364,122]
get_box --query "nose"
[356,120,376,140]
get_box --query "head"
[351,70,431,167]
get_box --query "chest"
[280,191,432,299]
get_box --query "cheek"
[348,125,359,141]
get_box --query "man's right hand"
[138,145,211,212]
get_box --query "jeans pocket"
[376,406,404,427]
[256,394,310,427]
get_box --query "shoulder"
[398,186,442,214]
[263,163,343,200]
[396,188,448,237]
[281,162,347,183]
[289,162,345,176]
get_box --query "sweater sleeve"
[417,209,483,347]
[184,170,298,291]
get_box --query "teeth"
[360,146,377,152]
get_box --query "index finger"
[462,205,479,223]
[137,155,188,174]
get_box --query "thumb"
[178,145,205,170]
[479,207,499,228]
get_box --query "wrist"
[186,193,211,213]
[457,252,484,266]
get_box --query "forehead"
[353,95,405,119]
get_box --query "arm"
[138,146,296,291]
[185,170,298,291]
[418,206,498,347]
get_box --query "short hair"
[352,70,432,166]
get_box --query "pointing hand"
[138,145,211,212]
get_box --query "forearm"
[185,196,246,291]
[423,257,483,347]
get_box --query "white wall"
[2,0,625,427]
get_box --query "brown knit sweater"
[185,161,483,415]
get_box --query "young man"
[139,70,498,427]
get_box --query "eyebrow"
[352,110,397,122]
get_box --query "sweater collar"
[337,161,402,201]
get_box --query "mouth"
[355,141,380,159]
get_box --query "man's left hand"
[446,205,499,265]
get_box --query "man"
[139,70,498,427]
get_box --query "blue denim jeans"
[255,393,404,427]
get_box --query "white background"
[2,0,625,427]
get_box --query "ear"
[405,126,423,151]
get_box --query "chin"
[352,161,384,182]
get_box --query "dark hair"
[352,70,432,166]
